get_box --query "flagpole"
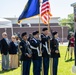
[39,14,42,56]
[48,24,53,75]
[48,23,50,52]
[40,0,53,75]
[38,16,44,75]
[39,1,44,75]
[47,14,53,75]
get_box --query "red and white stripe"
[40,1,52,24]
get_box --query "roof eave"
[71,2,76,7]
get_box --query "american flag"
[40,0,52,24]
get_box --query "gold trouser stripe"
[50,58,53,75]
[42,57,44,75]
[21,61,23,75]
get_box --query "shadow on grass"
[0,70,5,74]
[65,59,75,62]
[0,69,16,74]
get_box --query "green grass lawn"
[0,46,76,75]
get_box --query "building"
[0,17,68,42]
[71,2,76,31]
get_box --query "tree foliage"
[59,14,74,31]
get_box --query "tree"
[59,14,74,31]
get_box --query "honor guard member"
[30,31,42,75]
[41,28,50,75]
[50,31,60,75]
[19,32,32,75]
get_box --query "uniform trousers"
[22,59,31,75]
[43,57,49,75]
[53,58,59,75]
[33,57,42,75]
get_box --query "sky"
[0,0,76,19]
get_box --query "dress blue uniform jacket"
[41,33,50,57]
[50,38,60,58]
[30,38,41,60]
[19,40,32,61]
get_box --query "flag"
[18,0,39,23]
[40,0,52,24]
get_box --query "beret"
[52,31,58,36]
[21,32,27,37]
[42,28,48,31]
[33,31,39,35]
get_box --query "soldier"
[28,33,33,42]
[19,32,32,75]
[41,28,50,75]
[50,31,60,75]
[30,31,42,75]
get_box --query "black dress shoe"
[2,68,5,71]
[2,68,9,71]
